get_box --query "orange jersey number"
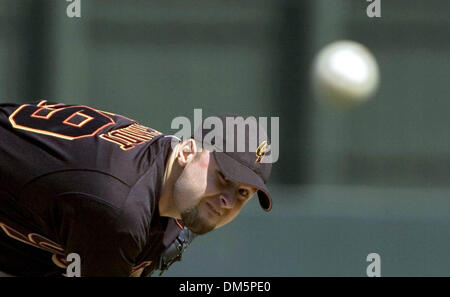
[9,100,115,140]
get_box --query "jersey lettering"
[99,123,161,150]
[0,222,64,255]
[1,221,152,275]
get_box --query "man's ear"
[177,139,197,167]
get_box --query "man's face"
[172,150,257,235]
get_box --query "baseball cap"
[192,115,273,212]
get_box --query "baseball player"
[0,100,273,277]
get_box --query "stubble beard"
[181,206,215,235]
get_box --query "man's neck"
[159,143,182,218]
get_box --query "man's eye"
[238,188,249,199]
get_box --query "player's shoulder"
[21,169,131,215]
[53,191,148,247]
[64,189,155,248]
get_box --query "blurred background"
[0,0,448,276]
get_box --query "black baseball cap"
[192,115,273,212]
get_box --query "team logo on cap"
[256,141,268,163]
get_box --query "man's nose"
[219,193,235,209]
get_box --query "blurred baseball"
[312,40,380,108]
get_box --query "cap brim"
[213,151,272,212]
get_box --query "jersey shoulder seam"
[22,168,131,190]
[53,191,121,212]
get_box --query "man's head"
[160,115,273,235]
[170,139,257,234]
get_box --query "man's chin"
[181,208,215,235]
[188,223,214,235]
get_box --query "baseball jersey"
[0,100,185,276]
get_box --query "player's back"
[0,100,165,234]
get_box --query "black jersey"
[0,100,185,276]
